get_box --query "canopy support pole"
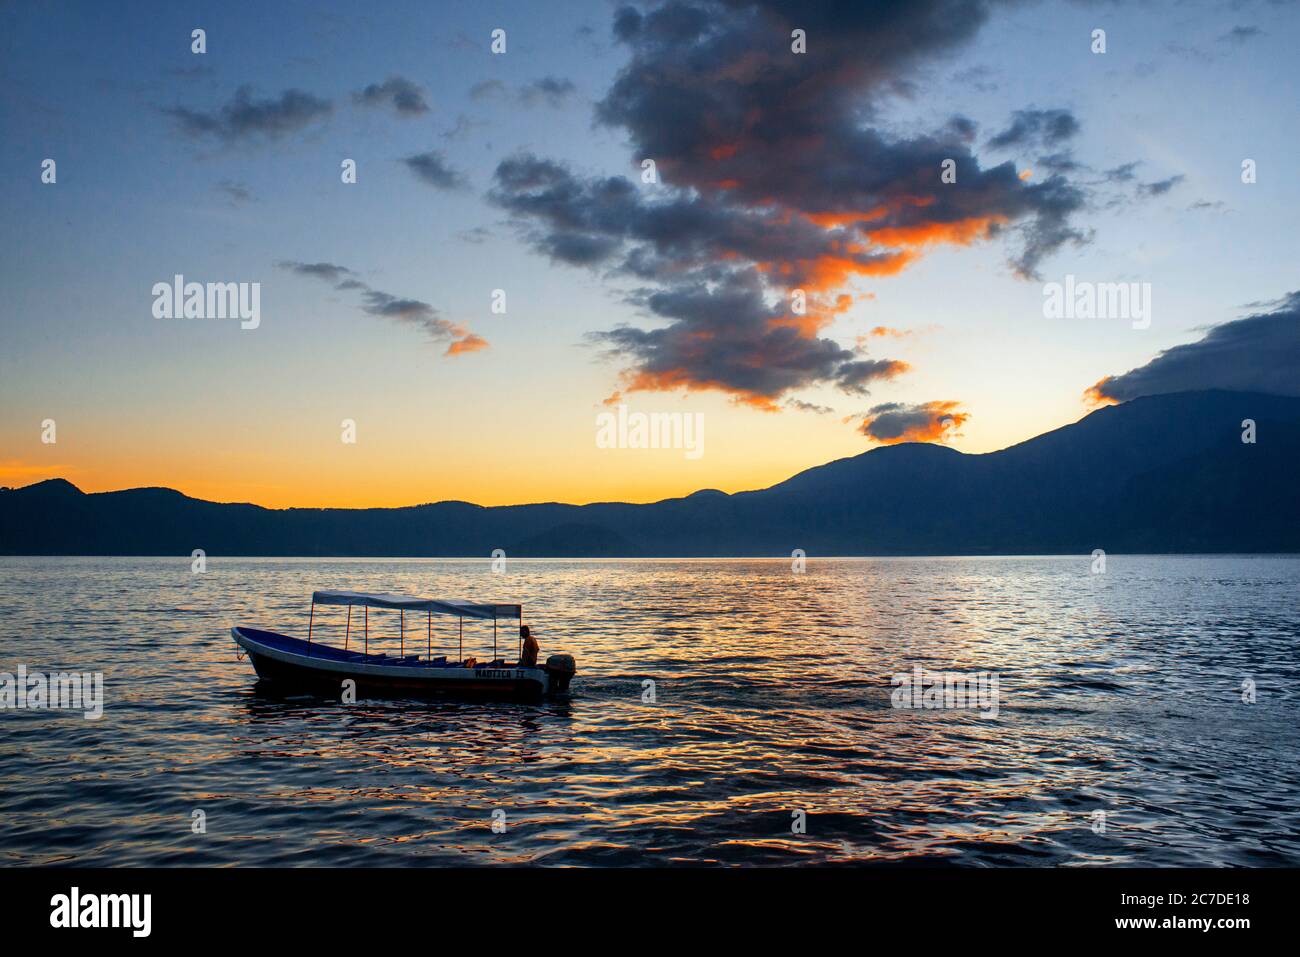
[345,605,352,651]
[365,606,368,656]
[494,615,498,661]
[459,617,463,663]
[519,606,523,661]
[401,610,405,657]
[427,609,431,659]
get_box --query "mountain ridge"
[3,390,1297,556]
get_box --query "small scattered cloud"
[216,180,253,205]
[785,398,835,415]
[164,86,332,142]
[276,260,355,283]
[1218,25,1262,44]
[276,260,485,357]
[353,75,430,116]
[471,76,576,108]
[851,401,968,444]
[1101,162,1140,184]
[951,64,998,94]
[469,79,507,102]
[987,108,1080,151]
[862,326,913,341]
[402,150,469,190]
[519,76,576,107]
[441,114,486,140]
[1138,174,1185,197]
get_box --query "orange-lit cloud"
[445,332,488,356]
[854,400,968,444]
[1083,378,1120,407]
[490,1,1092,417]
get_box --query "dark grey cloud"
[471,76,576,108]
[489,0,1100,412]
[987,108,1081,151]
[216,180,252,205]
[853,401,968,444]
[1038,152,1083,175]
[276,260,355,283]
[165,86,332,141]
[1088,292,1300,403]
[353,75,430,116]
[592,1,1088,280]
[1138,174,1186,197]
[519,76,577,107]
[402,150,469,190]
[441,114,485,140]
[786,398,834,415]
[1102,162,1140,183]
[1218,25,1262,44]
[275,261,485,355]
[586,271,907,408]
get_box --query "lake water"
[1,555,1297,866]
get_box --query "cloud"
[987,108,1080,151]
[354,76,430,115]
[852,401,968,444]
[586,270,907,409]
[276,261,485,356]
[1102,162,1140,183]
[1138,174,1185,197]
[441,114,486,140]
[519,76,577,107]
[165,86,332,141]
[863,326,913,340]
[216,180,253,205]
[276,260,355,283]
[471,76,577,108]
[488,0,1097,415]
[786,398,834,415]
[446,333,489,355]
[1218,25,1262,44]
[402,150,469,190]
[469,79,507,101]
[1085,292,1300,404]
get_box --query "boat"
[231,590,576,699]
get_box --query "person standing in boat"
[520,624,539,667]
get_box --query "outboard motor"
[544,654,576,692]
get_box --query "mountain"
[2,391,1297,556]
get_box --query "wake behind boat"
[231,590,576,699]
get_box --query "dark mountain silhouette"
[2,391,1297,556]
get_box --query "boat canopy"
[311,590,521,621]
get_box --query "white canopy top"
[312,590,521,621]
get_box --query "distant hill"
[2,391,1297,556]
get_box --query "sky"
[1,0,1297,508]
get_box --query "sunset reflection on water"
[2,556,1298,866]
